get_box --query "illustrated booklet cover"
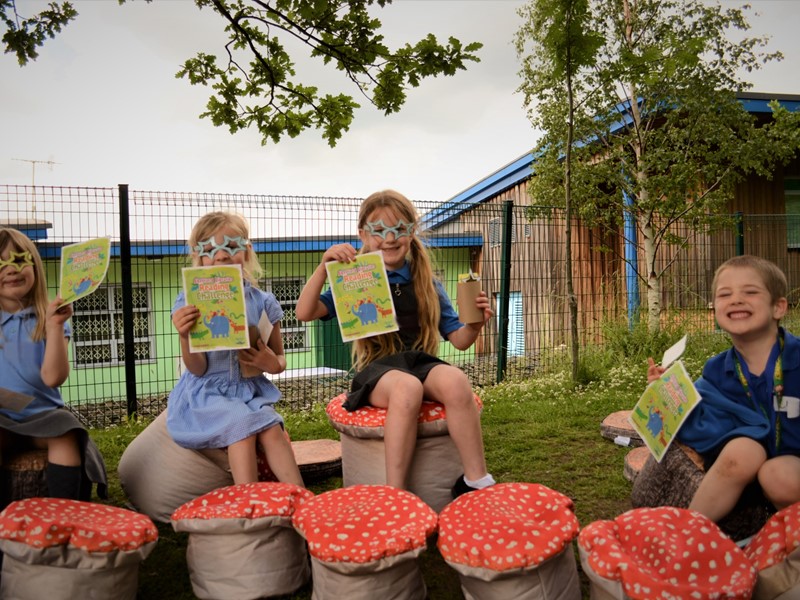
[182,264,249,353]
[325,251,398,342]
[628,336,702,462]
[58,237,111,307]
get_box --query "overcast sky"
[1,0,798,204]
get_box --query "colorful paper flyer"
[629,360,702,463]
[58,237,111,306]
[325,251,398,342]
[182,264,249,353]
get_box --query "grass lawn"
[89,326,734,599]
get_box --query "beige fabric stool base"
[452,546,581,600]
[340,432,461,512]
[118,411,234,523]
[0,548,143,600]
[186,525,309,600]
[309,552,426,600]
[579,547,629,600]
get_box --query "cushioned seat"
[438,482,581,600]
[171,481,314,600]
[0,497,158,600]
[118,410,278,523]
[292,484,437,600]
[578,506,756,600]
[744,501,800,600]
[326,392,482,512]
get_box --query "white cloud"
[1,0,796,202]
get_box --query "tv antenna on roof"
[11,158,60,218]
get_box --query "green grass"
[89,326,736,599]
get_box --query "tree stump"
[291,439,342,484]
[623,446,650,483]
[0,449,48,510]
[600,410,643,447]
[630,442,773,541]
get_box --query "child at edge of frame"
[647,254,800,527]
[295,189,495,498]
[168,210,304,487]
[0,227,107,501]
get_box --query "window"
[786,177,800,249]
[72,285,154,367]
[494,291,524,356]
[488,217,516,248]
[262,278,307,351]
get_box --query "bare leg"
[369,371,424,489]
[423,365,488,481]
[690,437,766,521]
[258,425,304,487]
[35,431,81,466]
[759,455,800,510]
[228,435,258,484]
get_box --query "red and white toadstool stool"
[578,506,756,599]
[325,392,483,512]
[171,481,314,600]
[292,484,438,600]
[0,497,158,600]
[744,500,800,600]
[438,482,582,599]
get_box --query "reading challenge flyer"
[59,237,111,306]
[325,251,398,342]
[182,264,249,352]
[629,361,702,462]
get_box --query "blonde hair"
[352,190,441,371]
[0,227,49,341]
[188,211,262,285]
[712,255,788,304]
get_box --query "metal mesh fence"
[1,185,797,428]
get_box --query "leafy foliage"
[516,0,800,331]
[2,0,482,147]
[1,0,77,65]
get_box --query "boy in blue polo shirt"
[648,255,799,524]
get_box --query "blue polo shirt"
[693,328,800,457]
[0,307,70,420]
[320,261,463,339]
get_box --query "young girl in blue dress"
[0,227,106,500]
[296,190,495,497]
[168,211,303,486]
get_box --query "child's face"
[713,265,787,341]
[194,225,251,268]
[0,243,35,312]
[358,207,414,271]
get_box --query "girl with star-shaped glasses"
[167,211,303,488]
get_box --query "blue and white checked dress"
[166,284,285,449]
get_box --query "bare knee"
[375,374,424,414]
[424,365,472,404]
[760,459,800,508]
[712,440,766,483]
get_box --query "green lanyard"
[733,332,784,451]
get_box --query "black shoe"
[451,475,477,499]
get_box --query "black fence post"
[118,184,138,418]
[735,211,744,256]
[496,200,513,384]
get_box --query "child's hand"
[322,243,357,264]
[239,338,283,374]
[468,291,494,330]
[646,357,665,383]
[172,305,200,339]
[45,297,72,330]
